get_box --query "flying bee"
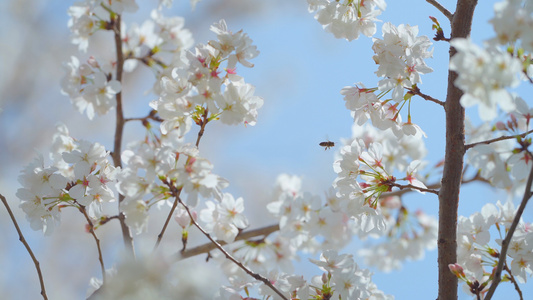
[319,140,335,150]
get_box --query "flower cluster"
[449,38,521,121]
[307,0,387,41]
[150,19,263,136]
[122,10,194,72]
[490,0,533,53]
[340,22,433,138]
[333,125,428,237]
[465,102,533,193]
[200,193,249,243]
[373,23,434,101]
[214,250,392,300]
[454,200,533,295]
[68,0,139,52]
[61,56,121,120]
[359,208,438,272]
[267,175,353,251]
[17,124,118,235]
[117,130,228,234]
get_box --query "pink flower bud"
[448,263,465,278]
[495,121,506,131]
[87,56,99,68]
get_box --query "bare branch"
[76,202,106,282]
[426,0,453,21]
[382,172,485,199]
[437,1,478,298]
[177,224,280,260]
[484,162,533,299]
[154,183,183,249]
[408,86,445,106]
[176,193,288,300]
[195,108,209,148]
[0,194,48,300]
[504,263,524,300]
[465,129,533,150]
[390,182,439,195]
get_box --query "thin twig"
[154,180,183,249]
[409,86,445,106]
[465,129,533,150]
[111,14,135,255]
[76,202,106,282]
[484,161,533,299]
[124,110,163,123]
[390,182,439,195]
[175,194,289,300]
[426,0,453,21]
[504,263,524,300]
[177,224,280,260]
[0,194,48,300]
[195,109,209,148]
[382,182,441,198]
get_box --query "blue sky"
[1,0,533,299]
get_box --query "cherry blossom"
[449,38,521,121]
[307,0,386,41]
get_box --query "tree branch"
[111,14,135,255]
[76,202,106,282]
[154,181,183,249]
[503,263,524,300]
[0,194,48,300]
[177,224,280,260]
[390,182,439,195]
[170,186,289,300]
[484,162,533,299]
[437,1,477,299]
[408,86,445,106]
[195,108,209,148]
[464,129,533,150]
[426,0,453,21]
[175,195,288,300]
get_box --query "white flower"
[121,198,149,235]
[450,38,520,121]
[200,193,248,243]
[308,0,386,41]
[81,72,121,119]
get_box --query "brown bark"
[438,1,478,299]
[112,15,135,255]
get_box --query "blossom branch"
[111,14,135,255]
[504,263,524,300]
[0,194,48,300]
[426,0,453,21]
[390,182,439,194]
[408,86,445,106]
[76,202,106,282]
[177,224,280,260]
[154,108,211,248]
[175,194,289,300]
[124,109,164,123]
[484,161,533,300]
[154,180,183,249]
[381,171,486,199]
[464,129,533,150]
[195,108,209,148]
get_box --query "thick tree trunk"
[438,1,478,299]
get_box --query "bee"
[319,140,335,150]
